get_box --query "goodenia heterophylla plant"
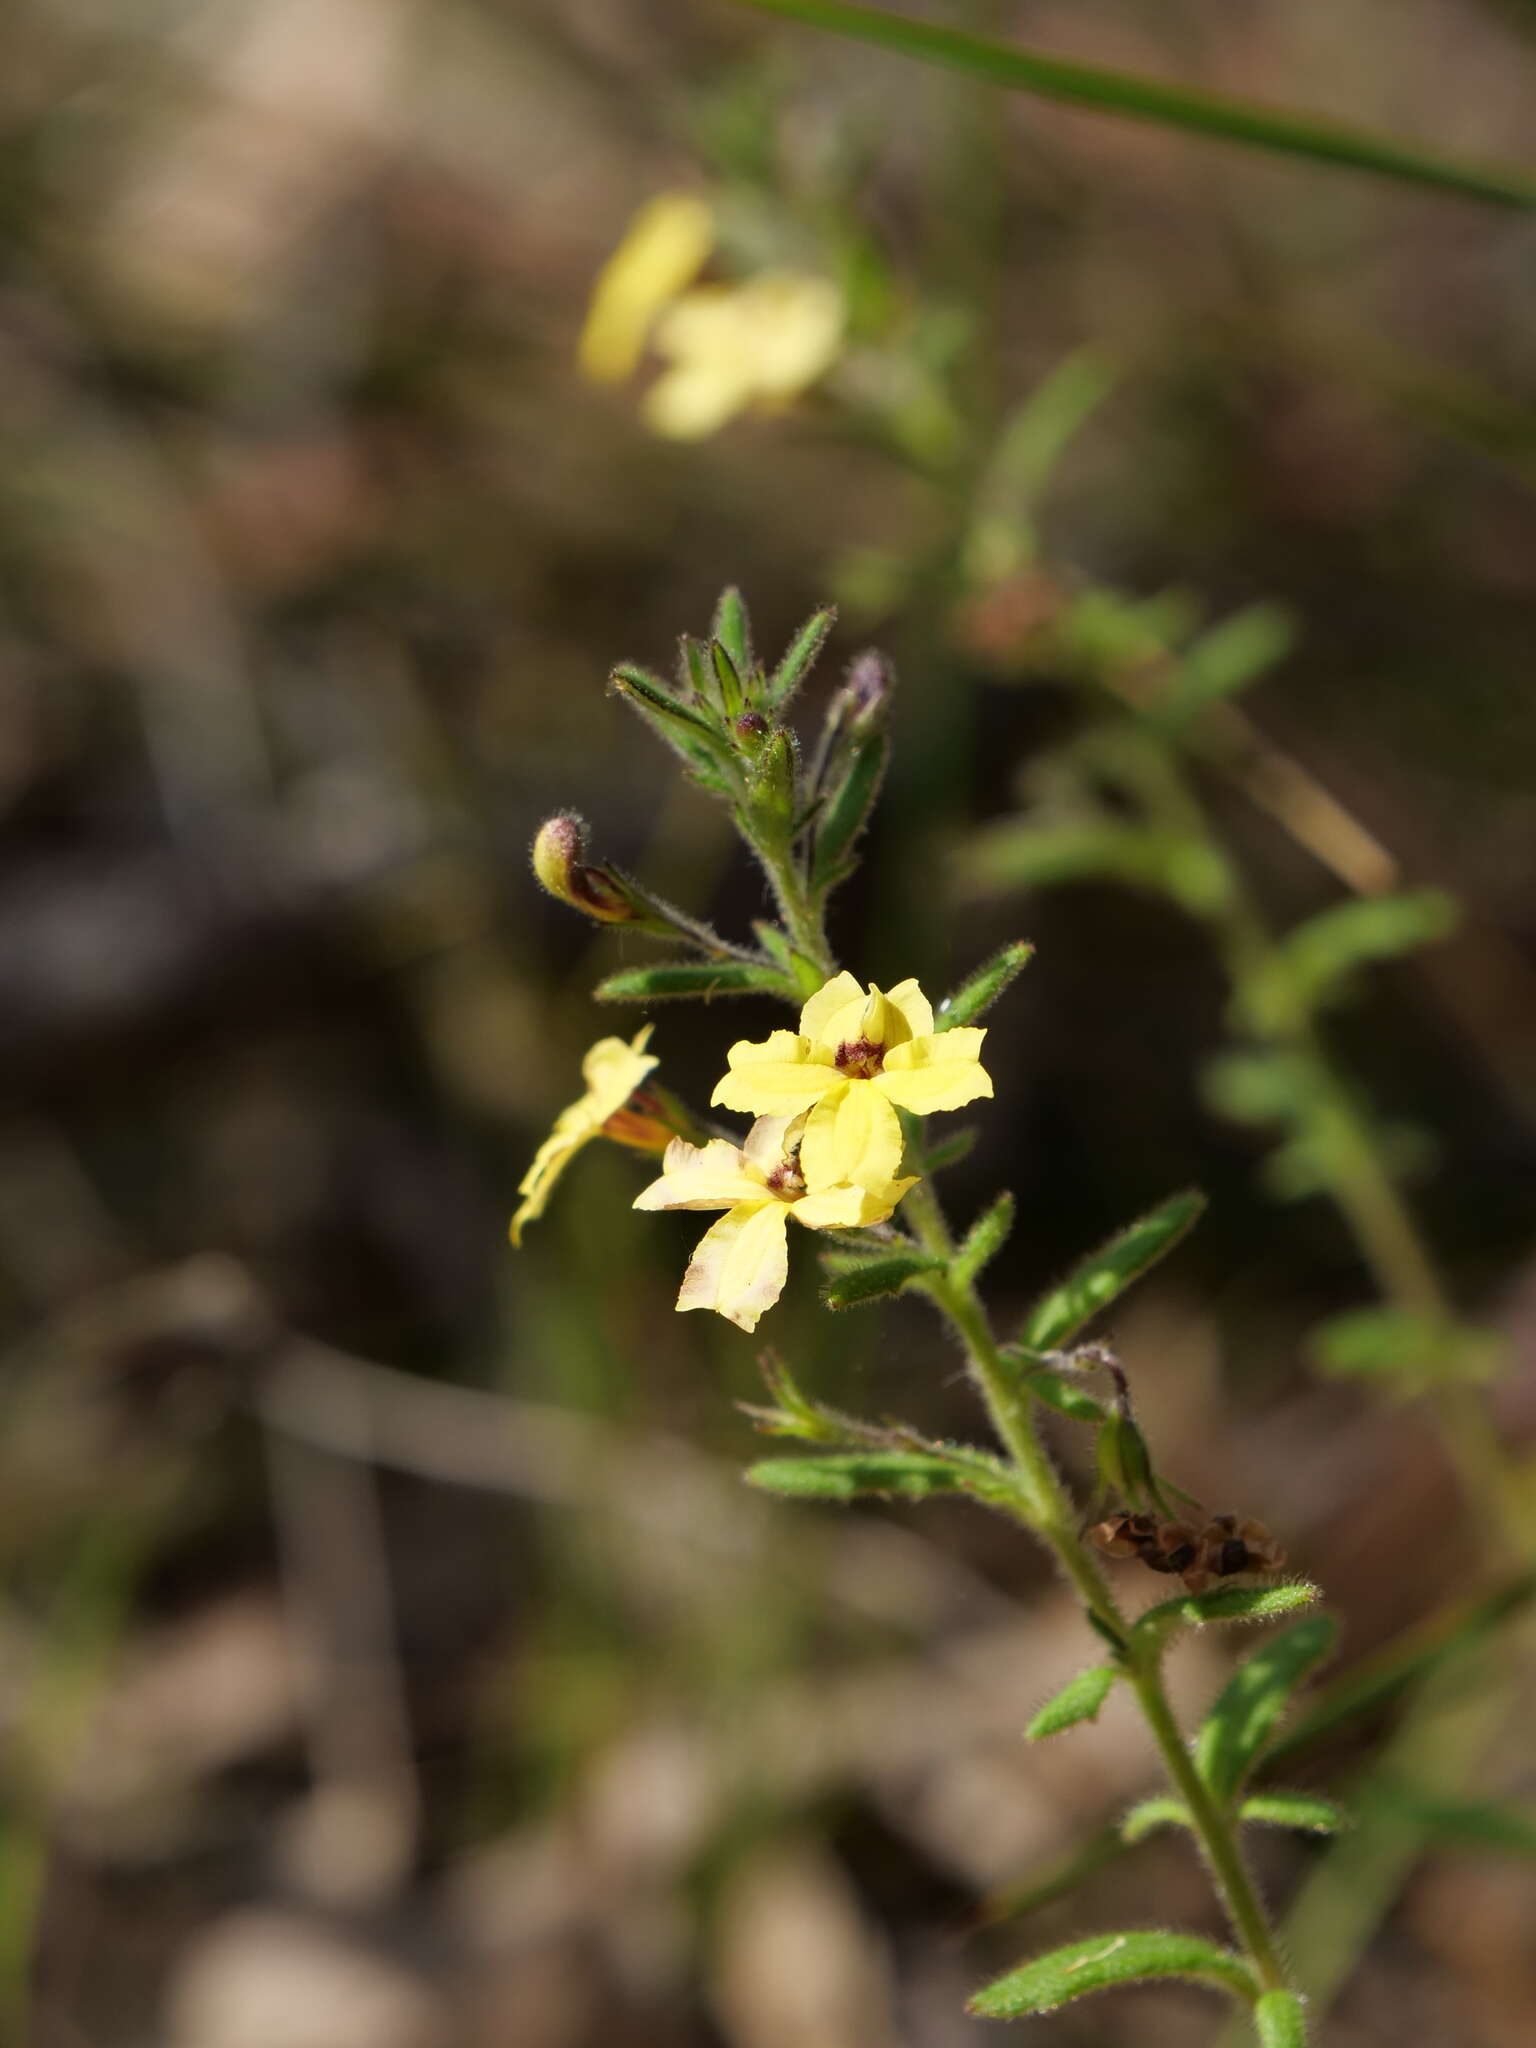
[515,589,1328,2040]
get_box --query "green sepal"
[745,1450,988,1503]
[596,960,798,1003]
[1240,1791,1351,1835]
[766,603,836,711]
[1025,1663,1117,1740]
[1132,1581,1321,1649]
[951,1191,1015,1286]
[1020,1189,1206,1350]
[935,940,1035,1030]
[711,586,754,680]
[1255,1989,1311,2048]
[968,1930,1258,2019]
[1195,1614,1338,1804]
[821,1250,946,1309]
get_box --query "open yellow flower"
[642,271,845,440]
[578,192,715,384]
[510,1028,659,1247]
[711,972,991,1192]
[634,1113,915,1332]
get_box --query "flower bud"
[531,815,638,923]
[746,727,798,842]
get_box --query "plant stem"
[920,1228,1294,2011]
[757,836,835,983]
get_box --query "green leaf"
[595,960,796,1003]
[1016,1365,1108,1422]
[958,821,1232,913]
[952,1192,1015,1287]
[1308,1307,1503,1390]
[915,1126,976,1174]
[745,1449,993,1503]
[731,0,1536,209]
[810,730,888,894]
[1265,1568,1536,1769]
[711,587,754,679]
[822,1251,945,1309]
[1120,1797,1191,1844]
[968,1930,1259,2019]
[1367,1779,1536,1857]
[710,638,746,721]
[1255,1990,1311,2048]
[1021,1189,1206,1350]
[610,663,728,783]
[1195,1615,1337,1804]
[1240,1791,1350,1835]
[752,921,797,973]
[1157,604,1294,726]
[935,941,1035,1030]
[1243,890,1460,1030]
[1133,1582,1322,1646]
[766,603,836,711]
[1026,1664,1117,1741]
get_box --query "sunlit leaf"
[968,1929,1258,2018]
[821,1250,945,1309]
[766,603,836,710]
[596,961,796,1002]
[1120,1796,1190,1843]
[935,940,1035,1030]
[1026,1664,1117,1741]
[952,1192,1015,1286]
[1240,1791,1351,1835]
[745,1449,1002,1502]
[1195,1615,1338,1804]
[1133,1582,1322,1646]
[1021,1189,1206,1350]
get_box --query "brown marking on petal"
[834,1037,885,1079]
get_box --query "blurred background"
[5,2,1536,2043]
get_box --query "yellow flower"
[510,1028,659,1246]
[578,192,715,384]
[635,1113,915,1332]
[643,271,845,440]
[711,972,991,1192]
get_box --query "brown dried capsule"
[1089,1512,1158,1560]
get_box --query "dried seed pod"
[1089,1511,1158,1559]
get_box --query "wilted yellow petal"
[799,1081,903,1191]
[511,1027,658,1245]
[876,1029,992,1113]
[741,1113,804,1176]
[578,192,715,384]
[581,1027,658,1120]
[633,1136,766,1213]
[677,1200,791,1331]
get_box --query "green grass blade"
[732,1,1536,208]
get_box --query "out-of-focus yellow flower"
[643,272,845,439]
[578,192,715,384]
[635,1112,915,1331]
[711,972,991,1192]
[511,1029,659,1246]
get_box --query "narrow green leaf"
[767,603,836,710]
[1018,1366,1108,1423]
[1021,1189,1206,1350]
[1026,1664,1117,1741]
[1265,1568,1536,1770]
[1195,1615,1338,1805]
[710,639,746,721]
[1157,604,1294,726]
[1308,1307,1502,1390]
[1282,889,1458,999]
[610,663,728,782]
[810,732,888,893]
[732,0,1536,209]
[1120,1797,1191,1844]
[745,1449,993,1502]
[916,1126,977,1174]
[1366,1780,1536,1857]
[1240,1791,1350,1835]
[1133,1582,1321,1648]
[952,1192,1015,1287]
[935,940,1035,1030]
[752,921,797,973]
[968,1930,1259,2018]
[712,587,754,678]
[595,961,796,1003]
[959,820,1231,914]
[1255,1990,1311,2048]
[822,1251,945,1309]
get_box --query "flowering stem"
[756,838,836,984]
[911,1177,1293,2011]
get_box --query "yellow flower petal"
[633,1137,767,1213]
[578,192,714,384]
[741,1113,804,1176]
[884,978,933,1042]
[510,1028,657,1245]
[677,1200,791,1331]
[790,1175,918,1230]
[799,1081,904,1191]
[875,1029,993,1113]
[643,357,754,440]
[711,1031,838,1114]
[798,971,864,1045]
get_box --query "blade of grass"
[731,0,1536,209]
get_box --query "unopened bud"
[531,814,637,923]
[735,712,769,752]
[841,650,893,736]
[747,727,798,841]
